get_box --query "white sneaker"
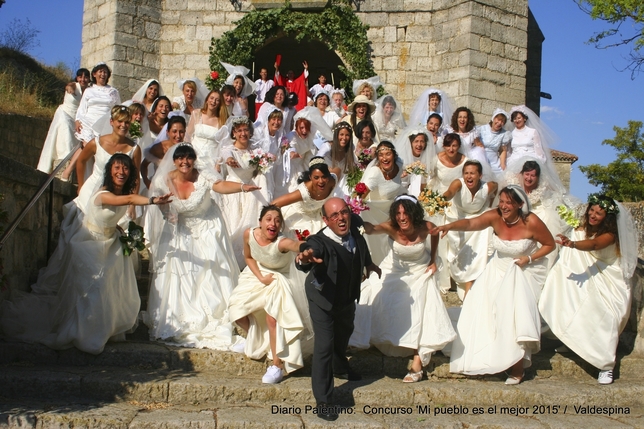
[262,365,284,384]
[598,370,613,385]
[230,340,246,354]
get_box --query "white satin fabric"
[228,232,308,373]
[450,235,547,375]
[539,230,630,371]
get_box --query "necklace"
[504,215,520,225]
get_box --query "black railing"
[0,143,80,254]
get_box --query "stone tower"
[81,0,543,123]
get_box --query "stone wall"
[81,0,162,97]
[0,155,76,297]
[0,114,51,169]
[81,0,535,124]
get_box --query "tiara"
[333,122,352,131]
[94,61,107,68]
[177,142,193,148]
[394,195,418,203]
[588,194,619,215]
[230,116,251,126]
[309,157,326,168]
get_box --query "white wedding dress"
[144,174,242,350]
[539,230,630,370]
[75,85,121,143]
[444,179,493,299]
[429,157,468,293]
[450,234,547,375]
[281,182,331,237]
[1,191,140,354]
[37,83,82,174]
[220,146,273,269]
[369,238,456,365]
[228,231,309,373]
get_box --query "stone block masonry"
[80,0,540,125]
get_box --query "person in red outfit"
[274,60,309,112]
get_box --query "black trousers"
[308,300,355,404]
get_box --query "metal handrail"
[0,142,81,251]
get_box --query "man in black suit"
[296,197,381,421]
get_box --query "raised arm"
[96,191,172,207]
[271,188,303,208]
[443,178,463,201]
[212,181,261,195]
[557,231,615,252]
[430,209,496,238]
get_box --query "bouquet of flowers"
[345,195,369,215]
[280,137,290,154]
[244,149,277,174]
[119,221,145,256]
[346,168,364,190]
[557,205,580,228]
[418,189,451,216]
[295,229,310,241]
[129,121,143,139]
[357,149,373,170]
[404,161,428,177]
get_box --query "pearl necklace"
[504,215,520,225]
[381,165,394,179]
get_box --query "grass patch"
[0,47,72,119]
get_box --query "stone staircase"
[1,257,644,428]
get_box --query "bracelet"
[527,255,532,264]
[571,241,576,249]
[240,183,248,193]
[149,197,155,205]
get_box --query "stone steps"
[2,339,643,382]
[2,400,641,429]
[2,363,644,408]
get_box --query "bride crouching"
[228,205,312,384]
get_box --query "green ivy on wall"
[207,0,376,99]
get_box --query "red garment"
[275,71,307,111]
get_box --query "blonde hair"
[110,105,131,122]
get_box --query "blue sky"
[1,0,641,199]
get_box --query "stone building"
[81,0,544,124]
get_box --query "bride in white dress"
[433,185,555,384]
[72,106,141,217]
[144,143,260,349]
[37,68,90,178]
[363,195,456,382]
[228,205,311,384]
[539,194,638,385]
[442,160,497,300]
[186,89,228,179]
[2,154,171,354]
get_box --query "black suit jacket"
[297,214,373,311]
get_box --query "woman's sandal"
[403,370,423,383]
[504,372,525,385]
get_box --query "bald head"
[322,197,351,237]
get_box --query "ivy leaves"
[207,0,376,99]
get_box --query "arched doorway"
[253,36,346,91]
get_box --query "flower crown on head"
[588,193,619,215]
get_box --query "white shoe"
[555,345,570,353]
[230,340,246,354]
[598,370,613,385]
[262,365,284,384]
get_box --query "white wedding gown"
[281,182,331,237]
[144,174,241,350]
[444,179,492,299]
[368,238,456,365]
[450,235,547,375]
[1,191,140,354]
[429,157,468,293]
[37,83,82,174]
[539,230,630,371]
[220,146,273,269]
[228,231,309,373]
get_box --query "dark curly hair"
[389,195,425,230]
[497,186,529,222]
[264,86,287,107]
[582,195,620,255]
[451,107,476,132]
[298,157,332,184]
[103,154,137,195]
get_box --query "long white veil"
[408,88,455,130]
[221,62,257,98]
